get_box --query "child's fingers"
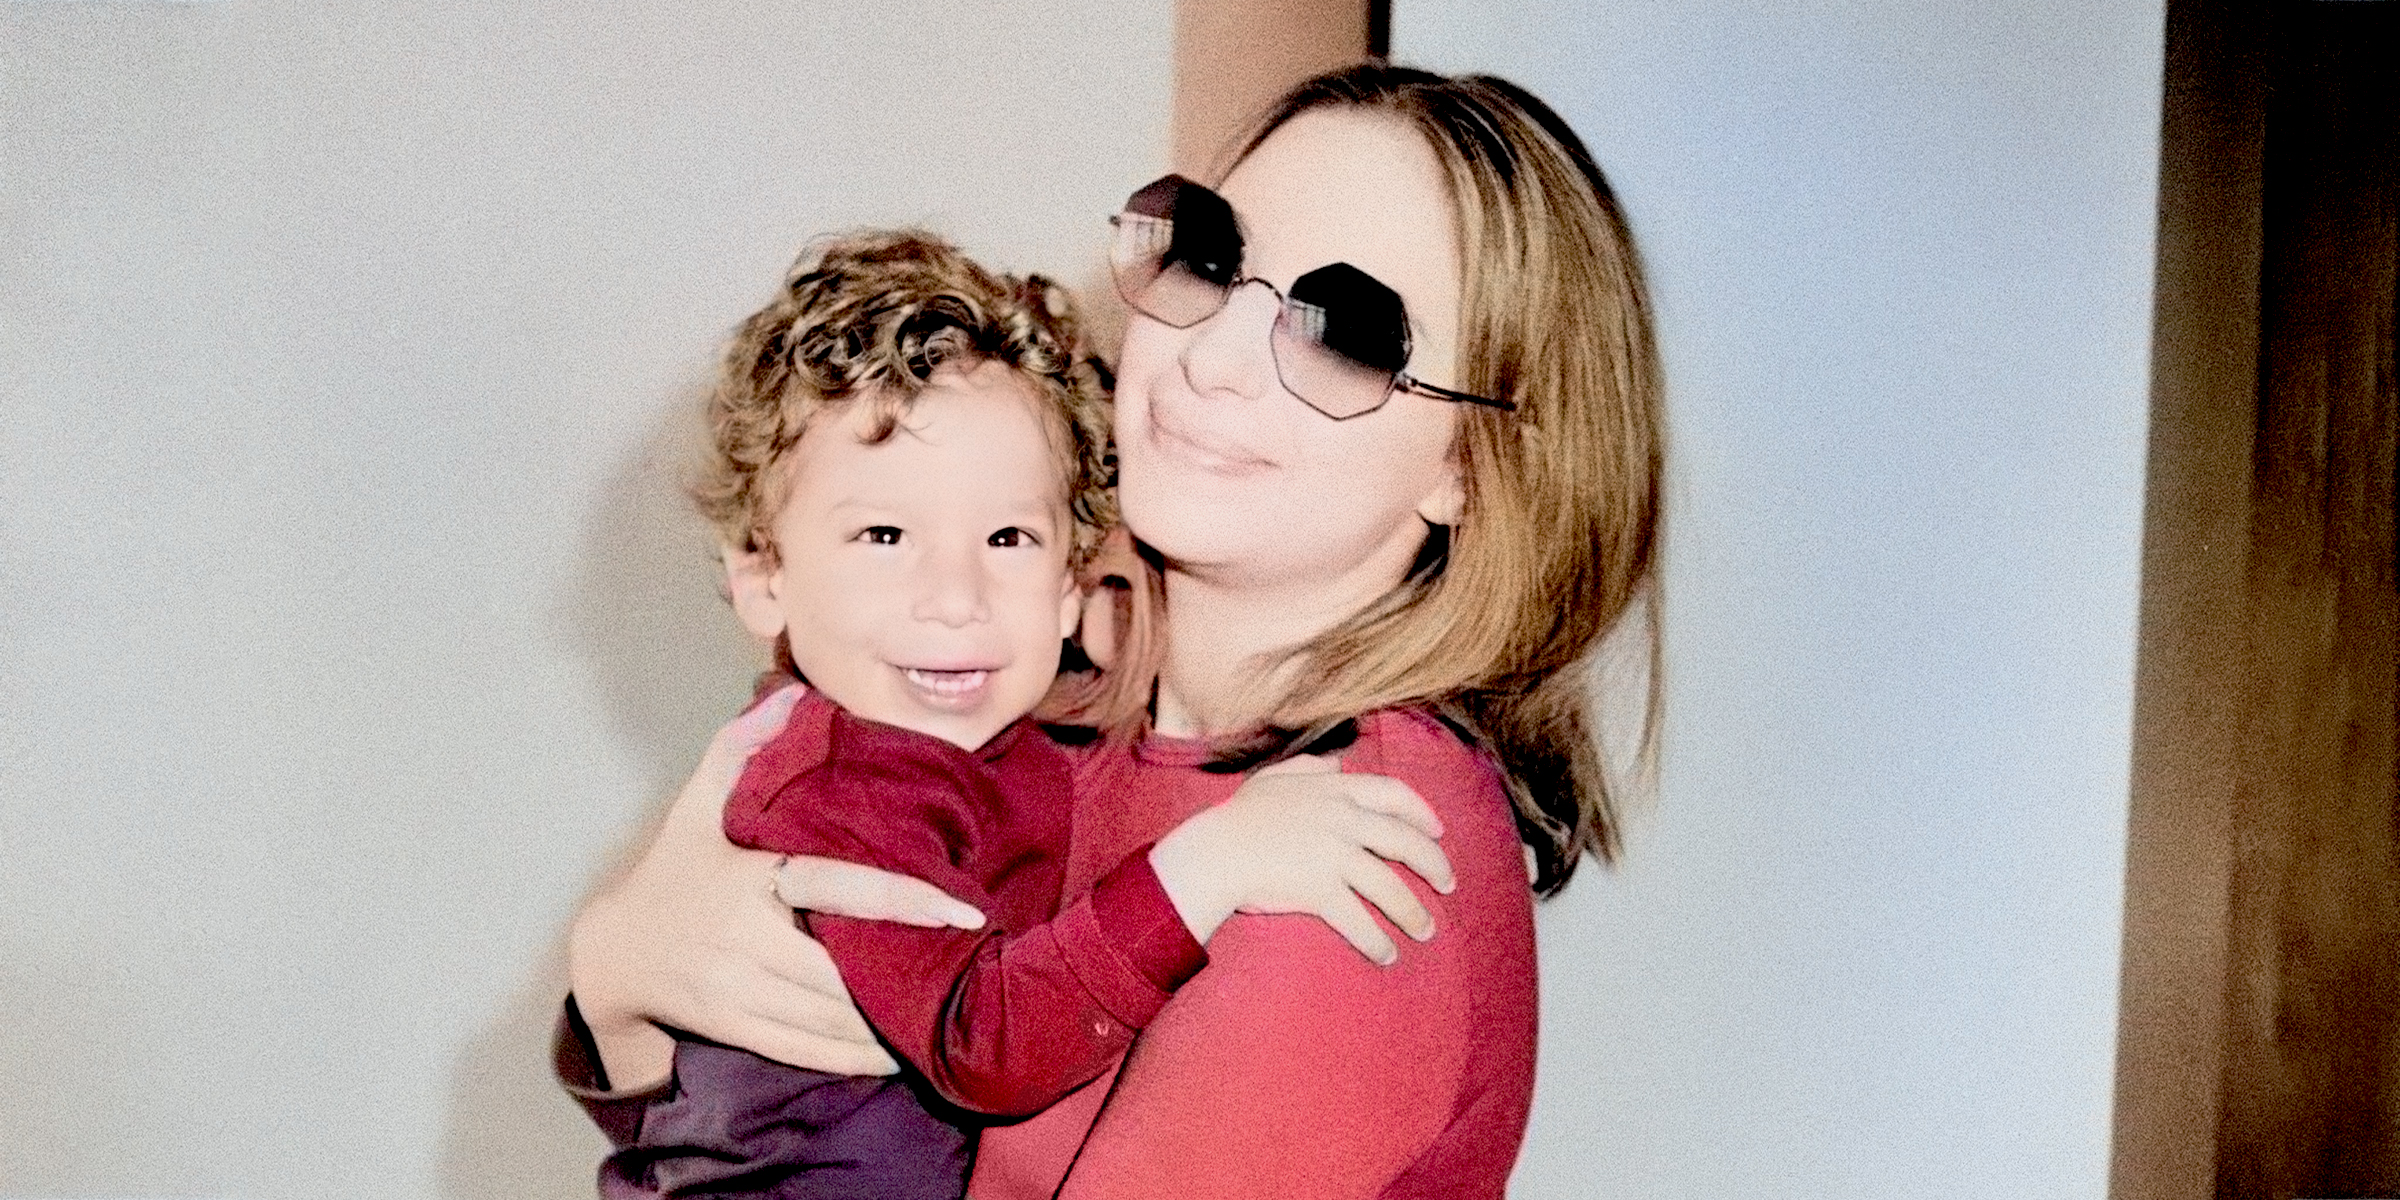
[1337,774,1443,839]
[774,856,987,929]
[1311,888,1400,966]
[1344,810,1456,895]
[1344,853,1436,943]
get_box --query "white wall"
[1397,5,2163,1197]
[0,4,1171,1197]
[5,3,2167,1196]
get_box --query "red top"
[723,689,1208,1116]
[969,709,1539,1200]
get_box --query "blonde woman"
[563,63,1662,1198]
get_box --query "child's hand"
[1147,755,1455,965]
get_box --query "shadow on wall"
[434,393,763,1199]
[0,959,173,1194]
[426,257,1125,1197]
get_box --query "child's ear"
[1057,571,1083,644]
[722,541,790,642]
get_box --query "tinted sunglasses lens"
[1274,263,1410,417]
[1110,176,1242,327]
[1273,305,1394,417]
[1110,215,1221,327]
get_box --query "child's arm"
[755,758,1451,1120]
[741,751,1194,1119]
[1146,754,1455,964]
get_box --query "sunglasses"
[1107,175,1513,421]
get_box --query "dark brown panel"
[2214,4,2400,1197]
[2111,0,2269,1191]
[1168,0,1368,178]
[2113,2,2400,1199]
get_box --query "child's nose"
[912,546,990,627]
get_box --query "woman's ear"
[1415,456,1467,527]
[722,541,790,642]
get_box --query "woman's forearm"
[551,686,900,1097]
[567,887,680,1089]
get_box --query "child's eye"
[987,527,1039,548]
[858,526,904,546]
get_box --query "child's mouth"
[901,667,993,707]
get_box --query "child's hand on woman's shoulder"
[1147,755,1455,966]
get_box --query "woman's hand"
[566,686,907,1087]
[1147,755,1455,965]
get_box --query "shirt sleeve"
[553,994,670,1147]
[734,762,1208,1118]
[557,1001,974,1200]
[1053,745,1497,1199]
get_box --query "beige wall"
[0,3,1172,1196]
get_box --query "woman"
[563,63,1662,1197]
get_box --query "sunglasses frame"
[1107,185,1515,421]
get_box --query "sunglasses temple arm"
[1400,376,1516,411]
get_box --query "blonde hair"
[690,229,1116,573]
[1104,65,1665,896]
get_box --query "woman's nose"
[911,545,990,627]
[1178,279,1282,401]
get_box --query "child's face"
[726,360,1081,751]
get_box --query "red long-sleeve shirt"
[968,708,1539,1199]
[558,700,1539,1198]
[722,688,1207,1116]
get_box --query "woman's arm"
[562,687,977,1089]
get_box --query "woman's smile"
[1143,390,1277,476]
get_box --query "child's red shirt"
[723,688,1206,1114]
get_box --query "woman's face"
[1113,109,1468,604]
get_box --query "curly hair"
[690,229,1116,572]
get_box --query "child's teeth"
[905,668,988,695]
